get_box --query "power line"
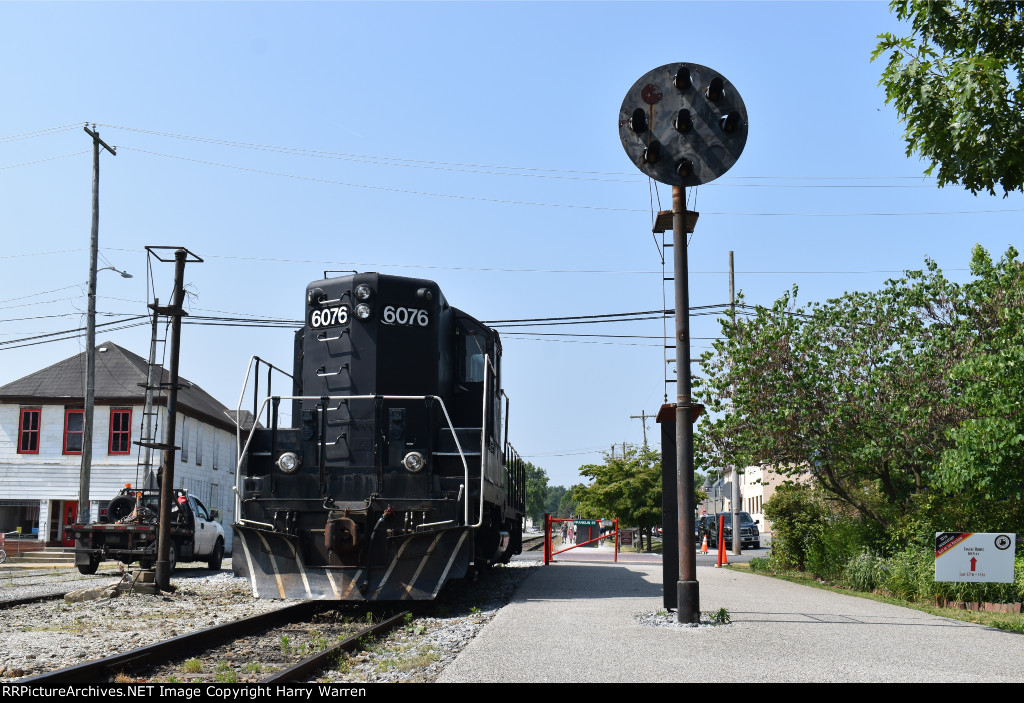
[96,123,947,187]
[0,151,90,171]
[0,124,80,144]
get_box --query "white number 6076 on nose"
[383,305,429,327]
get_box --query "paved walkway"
[440,547,1024,683]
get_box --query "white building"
[0,341,250,551]
[700,465,809,544]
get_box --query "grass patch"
[741,565,1024,635]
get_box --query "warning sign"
[934,532,1016,583]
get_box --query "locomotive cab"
[232,272,525,600]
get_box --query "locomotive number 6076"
[310,305,349,328]
[383,305,429,327]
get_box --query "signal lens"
[642,141,662,164]
[676,159,694,179]
[706,77,725,102]
[719,111,741,133]
[628,108,648,134]
[674,109,693,134]
[673,66,692,90]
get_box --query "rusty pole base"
[676,580,700,624]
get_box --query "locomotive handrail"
[234,355,295,458]
[233,393,474,527]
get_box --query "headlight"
[355,303,372,320]
[276,452,300,474]
[402,451,426,472]
[354,284,373,301]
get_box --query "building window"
[18,408,41,454]
[181,417,190,462]
[64,409,85,454]
[109,408,132,455]
[212,431,219,469]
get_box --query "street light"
[98,266,132,279]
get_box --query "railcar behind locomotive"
[232,272,526,600]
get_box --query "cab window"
[190,496,211,521]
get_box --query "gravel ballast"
[0,559,538,683]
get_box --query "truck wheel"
[77,559,99,575]
[207,538,224,571]
[168,543,177,574]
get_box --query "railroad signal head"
[619,62,748,187]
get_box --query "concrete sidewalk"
[439,557,1024,683]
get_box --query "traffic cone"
[700,534,708,554]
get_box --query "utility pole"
[79,124,116,525]
[630,411,652,447]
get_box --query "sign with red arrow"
[934,532,1016,583]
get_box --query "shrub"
[747,556,770,573]
[844,549,886,592]
[805,518,867,582]
[763,483,828,570]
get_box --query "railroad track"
[522,534,545,551]
[22,601,410,684]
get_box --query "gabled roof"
[0,342,241,433]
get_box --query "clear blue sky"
[1,1,1020,488]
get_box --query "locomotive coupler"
[325,513,359,554]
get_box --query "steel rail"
[263,610,410,682]
[21,601,325,683]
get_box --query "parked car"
[698,511,760,550]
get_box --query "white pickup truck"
[69,487,226,575]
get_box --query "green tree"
[523,461,549,528]
[575,444,662,552]
[544,484,568,519]
[558,484,586,519]
[696,245,1024,535]
[873,1,1024,195]
[935,247,1024,509]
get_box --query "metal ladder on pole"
[135,298,170,489]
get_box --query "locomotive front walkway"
[439,546,1024,683]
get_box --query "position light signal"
[629,108,649,134]
[619,62,748,187]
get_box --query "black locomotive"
[231,272,526,600]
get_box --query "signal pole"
[618,63,748,623]
[729,251,741,555]
[79,124,116,525]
